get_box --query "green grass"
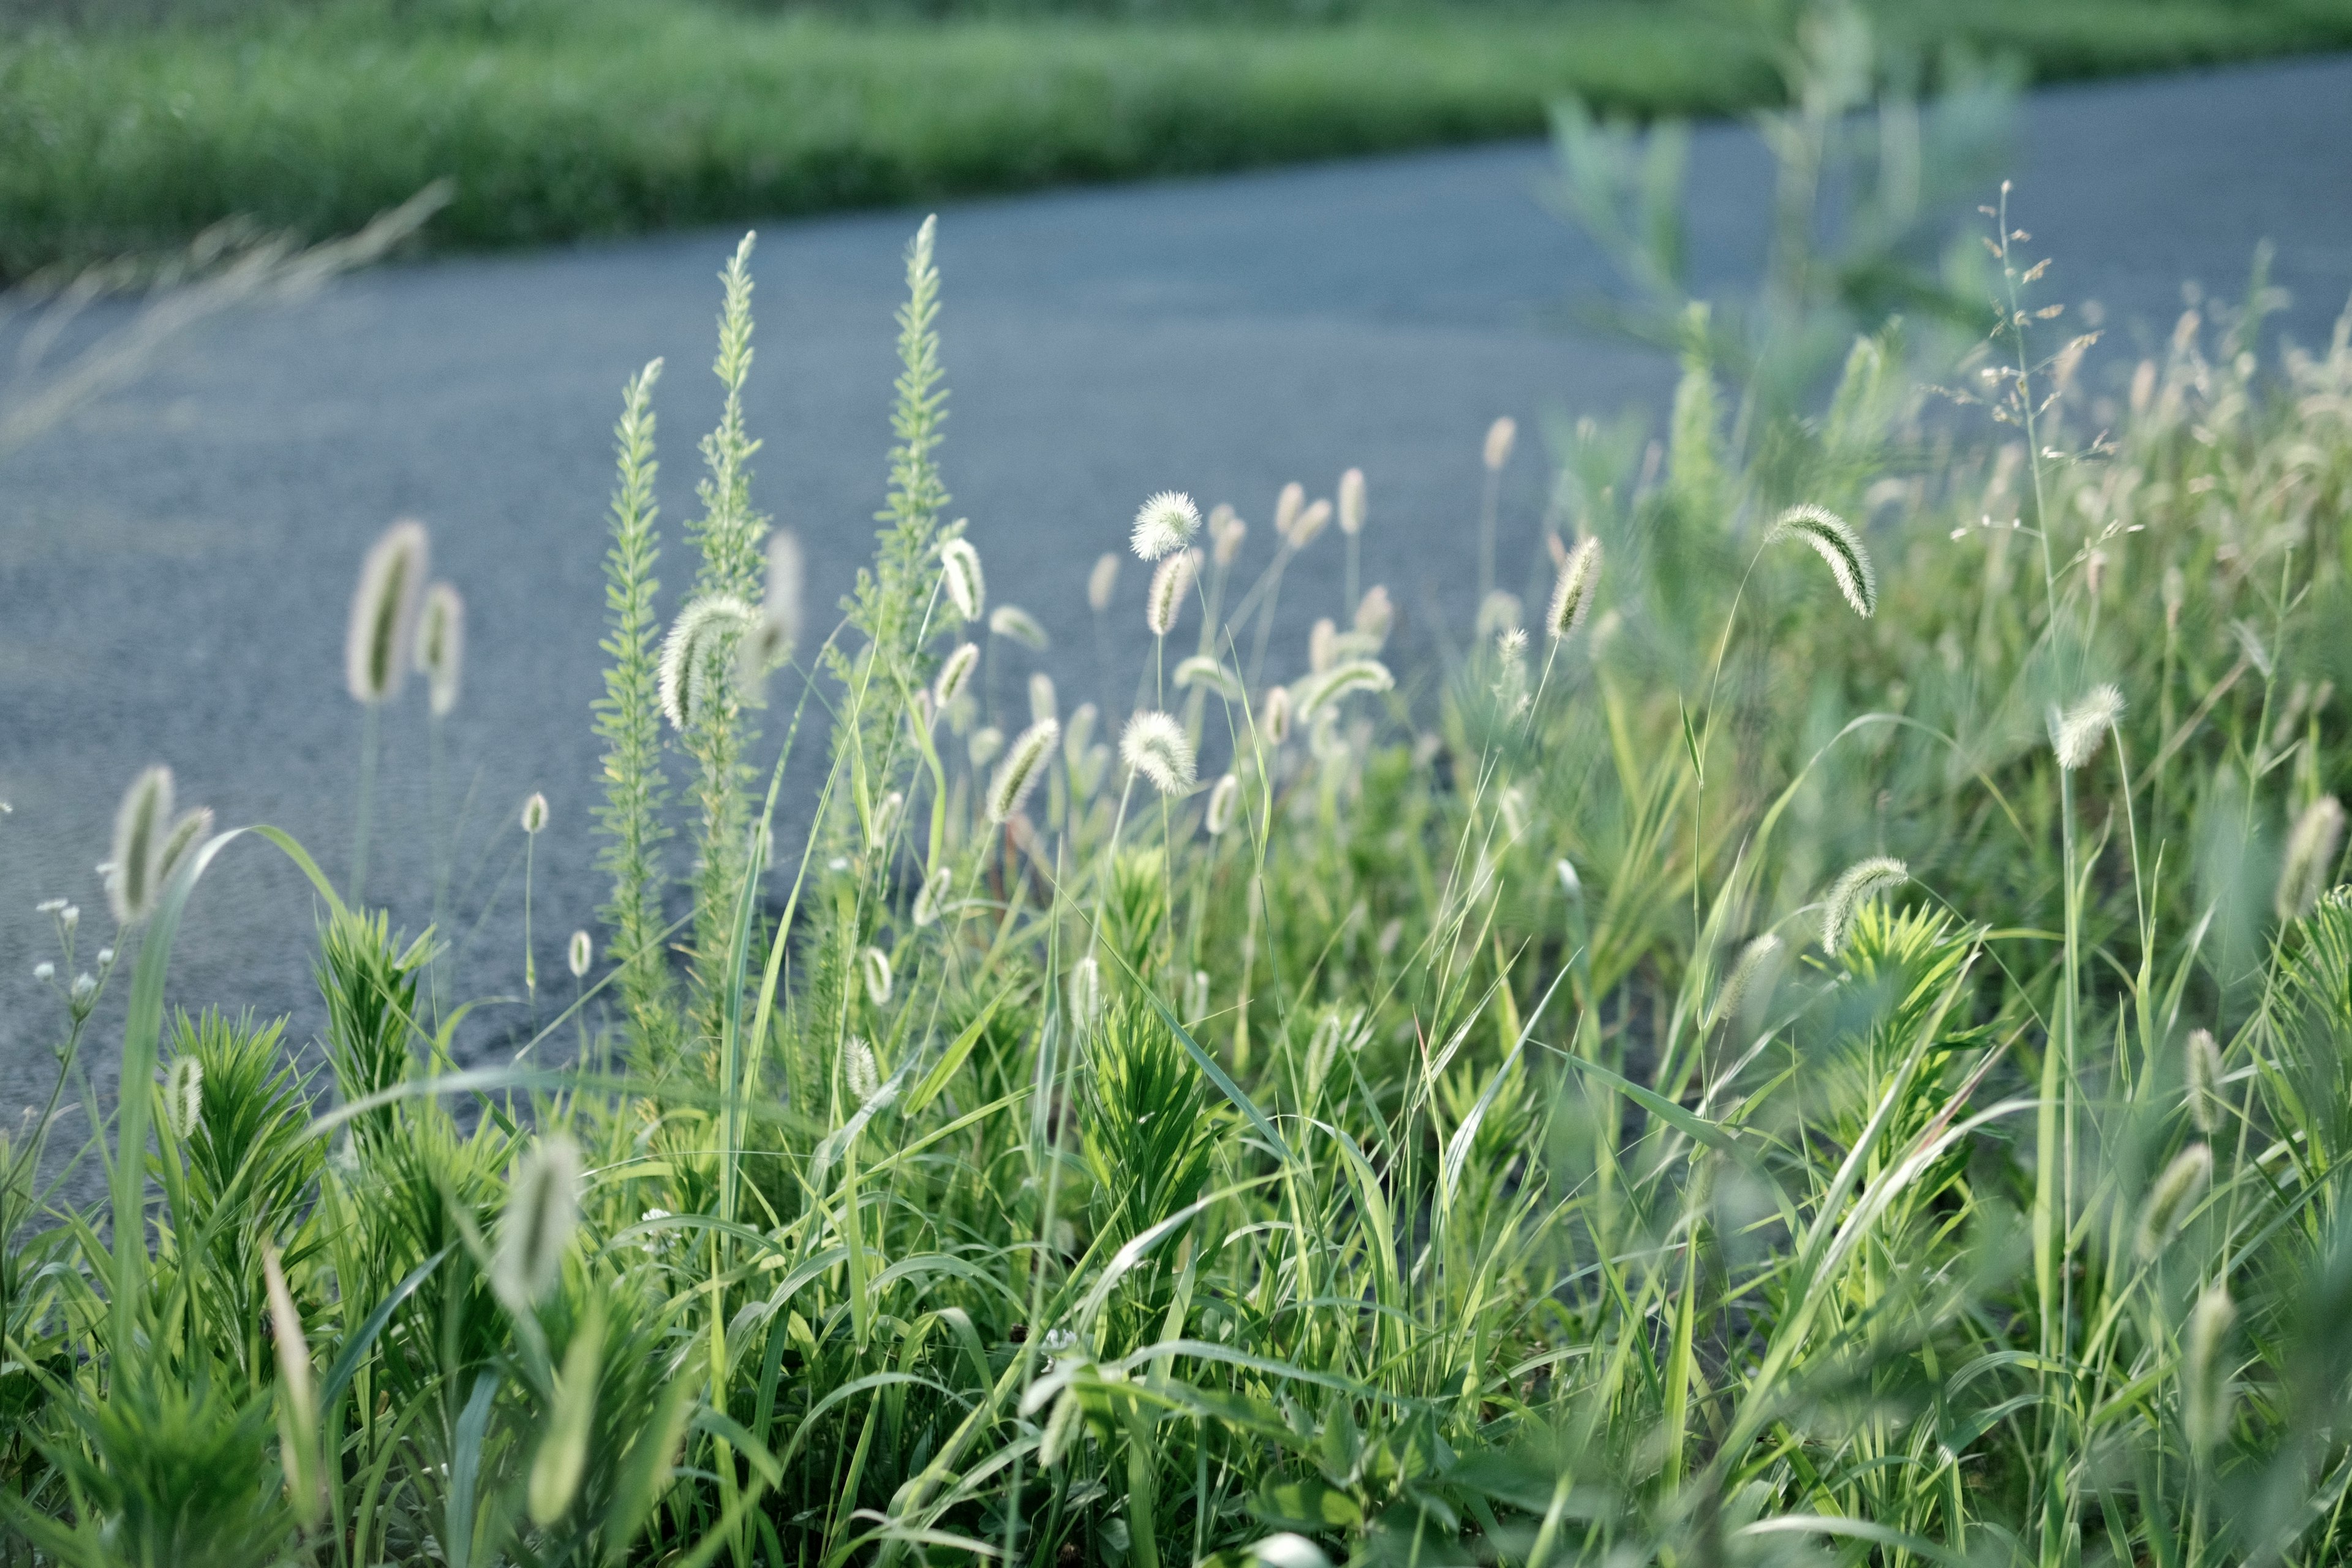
[2,0,2352,275]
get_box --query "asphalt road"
[2,53,2348,1141]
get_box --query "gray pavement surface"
[2,53,2349,1151]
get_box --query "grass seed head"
[658,594,756,732]
[1121,710,1197,796]
[567,930,592,979]
[1210,504,1246,566]
[107,764,175,926]
[1146,549,1197,636]
[1822,856,1909,955]
[345,518,430,704]
[933,641,980,710]
[157,807,214,895]
[1131,490,1201,562]
[494,1132,582,1310]
[913,866,952,927]
[969,725,1004,767]
[861,946,894,1007]
[1274,481,1304,540]
[1286,497,1333,549]
[1185,969,1210,1022]
[845,1036,880,1102]
[2184,1282,2237,1460]
[1483,415,1517,472]
[1261,685,1293,744]
[1309,617,1337,674]
[521,791,548,834]
[2276,794,2346,923]
[1066,954,1101,1029]
[1712,933,1782,1027]
[1205,772,1240,836]
[163,1055,203,1141]
[1064,701,1098,759]
[1291,658,1395,720]
[528,1301,603,1527]
[987,718,1059,822]
[2184,1027,2225,1136]
[2049,683,2126,771]
[1770,503,1877,618]
[1029,671,1058,726]
[1354,586,1393,642]
[1337,467,1366,535]
[1175,656,1242,701]
[940,536,986,622]
[2138,1142,2212,1261]
[1088,551,1120,612]
[989,605,1050,651]
[1547,535,1602,639]
[415,581,464,717]
[263,1242,321,1525]
[756,529,804,661]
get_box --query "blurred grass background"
[0,0,2348,276]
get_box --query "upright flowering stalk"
[344,519,430,902]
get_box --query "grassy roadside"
[1,0,2348,275]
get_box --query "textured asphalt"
[2,54,2348,1137]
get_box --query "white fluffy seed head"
[1205,772,1240,836]
[1354,586,1393,643]
[1337,467,1366,535]
[1088,552,1120,612]
[1273,482,1305,541]
[1120,710,1197,796]
[345,518,430,704]
[568,930,592,979]
[2184,1027,2225,1136]
[1770,503,1877,618]
[2137,1142,2212,1260]
[494,1133,582,1310]
[2277,794,2346,924]
[658,594,757,733]
[1821,856,1909,955]
[933,641,980,711]
[156,807,214,898]
[2049,683,2126,771]
[1483,416,1517,472]
[913,865,952,927]
[1309,618,1337,674]
[1146,549,1197,636]
[1711,933,1783,1027]
[1210,504,1246,567]
[1174,656,1243,701]
[1029,671,1058,727]
[2184,1281,2237,1460]
[861,946,894,1007]
[1290,658,1395,720]
[1547,535,1602,639]
[1131,491,1200,562]
[845,1036,880,1102]
[1286,497,1333,549]
[1261,685,1294,745]
[989,605,1049,651]
[987,718,1060,823]
[521,792,548,835]
[108,765,175,927]
[415,581,464,717]
[968,726,1004,767]
[164,1055,204,1141]
[1066,955,1101,1029]
[940,536,985,622]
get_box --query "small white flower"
[32,962,53,981]
[1131,491,1200,561]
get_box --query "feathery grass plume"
[592,358,676,1055]
[1274,481,1304,540]
[845,1036,880,1102]
[868,789,903,848]
[1354,585,1393,641]
[107,765,173,925]
[913,866,952,927]
[529,1301,603,1526]
[1711,933,1782,1027]
[1067,954,1101,1029]
[987,717,1059,823]
[1290,657,1395,720]
[2049,683,2126,771]
[415,581,464,717]
[990,605,1049,650]
[861,946,894,1007]
[1286,497,1333,549]
[1822,856,1909,954]
[567,930,592,979]
[1210,504,1246,566]
[1175,656,1243,701]
[940,536,985,622]
[1029,671,1058,726]
[1484,415,1517,471]
[1309,617,1337,674]
[162,1055,203,1141]
[933,641,980,710]
[1146,548,1197,636]
[1770,502,1877,618]
[2277,794,2346,922]
[1185,969,1211,1022]
[2185,1027,2225,1135]
[1261,685,1294,744]
[494,1132,582,1310]
[1205,772,1240,836]
[1547,535,1602,639]
[1088,551,1120,611]
[521,791,548,834]
[1132,490,1200,561]
[263,1242,322,1526]
[2137,1142,2212,1261]
[344,518,429,703]
[1337,467,1366,535]
[2184,1282,2237,1460]
[1121,710,1197,796]
[657,594,756,732]
[1064,701,1098,758]
[969,726,1004,767]
[156,806,214,892]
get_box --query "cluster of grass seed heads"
[1132,491,1200,561]
[415,581,464,717]
[990,605,1049,651]
[1146,549,1198,637]
[987,717,1059,822]
[658,594,756,731]
[345,519,430,704]
[1548,535,1602,639]
[940,537,984,622]
[2276,794,2346,922]
[493,1132,582,1311]
[1120,710,1197,796]
[1285,495,1333,549]
[2049,683,2127,772]
[1821,855,1909,954]
[1770,503,1877,619]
